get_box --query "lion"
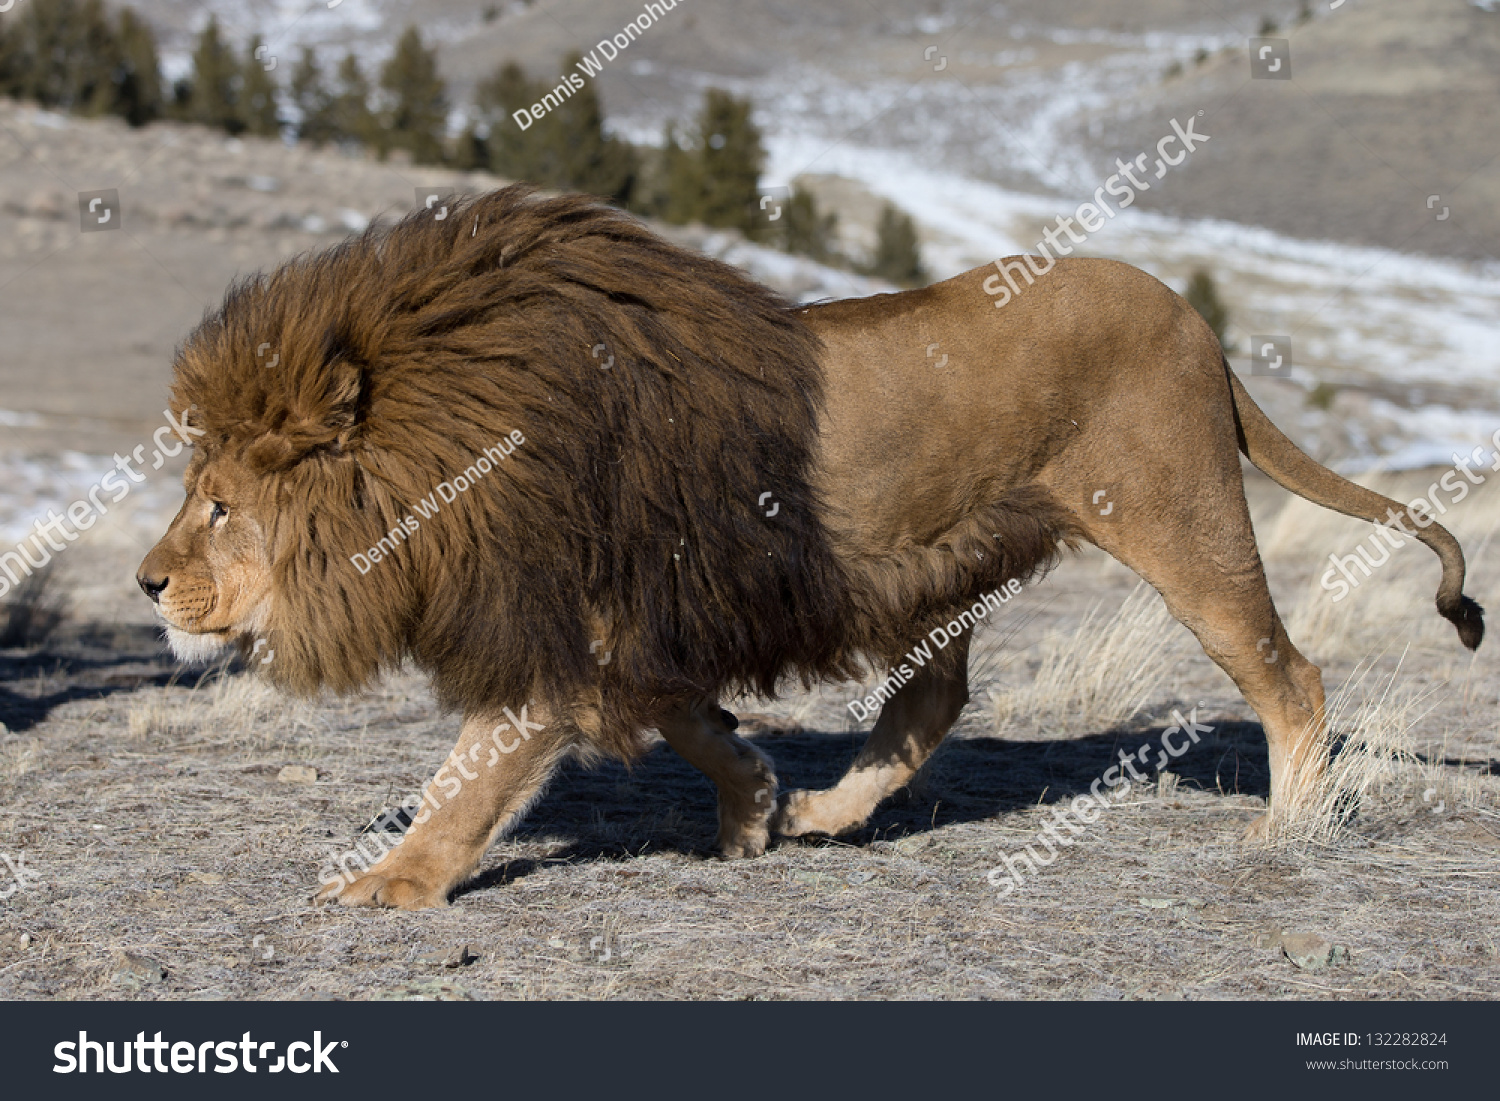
[138,185,1484,909]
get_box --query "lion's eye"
[209,502,228,527]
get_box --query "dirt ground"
[2,468,1497,1001]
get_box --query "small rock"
[1252,926,1284,949]
[791,870,842,889]
[1280,932,1349,971]
[418,945,476,969]
[276,765,317,784]
[371,978,472,1001]
[110,951,167,988]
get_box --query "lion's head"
[137,185,853,758]
[138,448,273,664]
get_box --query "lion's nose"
[138,574,168,603]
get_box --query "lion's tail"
[1225,358,1484,650]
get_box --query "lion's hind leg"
[1064,473,1329,836]
[657,698,778,858]
[771,632,971,839]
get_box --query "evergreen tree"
[476,55,635,202]
[476,61,540,176]
[865,203,927,286]
[654,121,703,222]
[661,89,764,233]
[778,187,839,263]
[240,35,281,137]
[114,8,164,126]
[78,0,125,116]
[289,47,333,144]
[327,52,377,148]
[453,122,489,172]
[0,0,161,125]
[550,54,636,201]
[379,26,448,164]
[0,0,109,113]
[186,16,242,133]
[1184,268,1231,349]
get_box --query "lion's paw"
[769,788,840,838]
[718,828,769,860]
[717,750,776,859]
[314,873,451,910]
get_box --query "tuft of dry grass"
[985,582,1187,739]
[125,668,308,747]
[0,560,67,649]
[1270,654,1492,844]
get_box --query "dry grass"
[1267,654,1495,846]
[2,487,1498,1000]
[985,582,1188,739]
[0,560,67,649]
[125,663,319,748]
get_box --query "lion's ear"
[245,360,365,473]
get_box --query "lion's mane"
[172,186,863,755]
[171,185,1073,756]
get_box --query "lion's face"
[137,450,273,663]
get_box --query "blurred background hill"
[2,0,1499,550]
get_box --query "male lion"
[138,185,1483,909]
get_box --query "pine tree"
[240,35,281,138]
[654,121,704,223]
[778,188,839,263]
[0,0,123,114]
[379,26,448,164]
[12,0,77,107]
[327,52,377,148]
[550,54,636,201]
[1184,268,1231,349]
[290,48,333,144]
[186,16,242,133]
[476,61,542,178]
[476,55,636,202]
[0,14,17,101]
[114,8,164,126]
[453,123,489,172]
[667,89,764,233]
[865,203,927,286]
[78,0,125,117]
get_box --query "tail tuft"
[1440,593,1485,651]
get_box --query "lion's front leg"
[315,704,569,910]
[656,697,777,859]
